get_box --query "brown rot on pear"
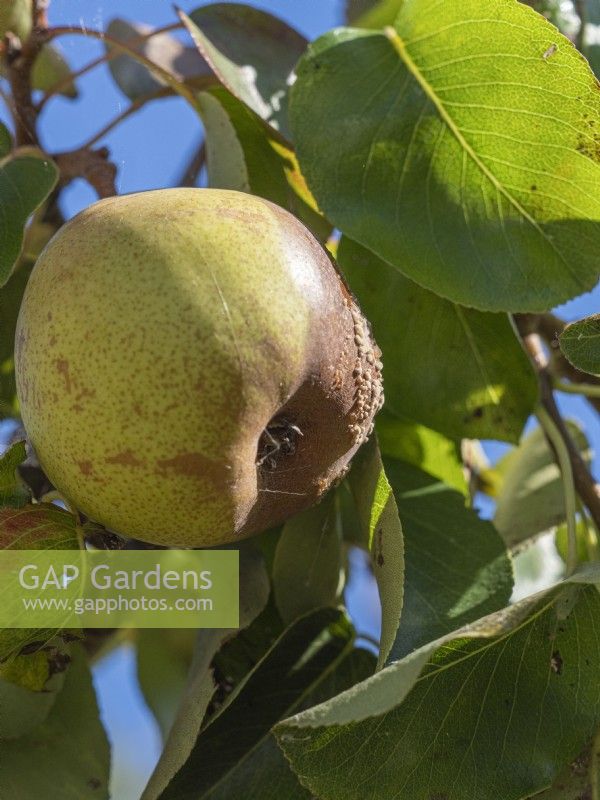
[15,188,383,547]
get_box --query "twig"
[53,146,117,198]
[517,325,600,532]
[177,139,206,187]
[80,86,171,149]
[38,25,201,107]
[35,21,185,111]
[555,380,600,399]
[517,312,600,414]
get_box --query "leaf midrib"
[382,24,582,289]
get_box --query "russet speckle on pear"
[15,188,383,547]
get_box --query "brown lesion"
[55,358,72,393]
[77,460,94,476]
[105,450,144,468]
[157,451,231,483]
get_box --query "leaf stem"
[536,404,578,576]
[555,380,600,399]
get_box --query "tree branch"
[517,312,600,414]
[53,145,117,198]
[516,325,600,530]
[177,139,206,187]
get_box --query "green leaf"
[555,518,594,564]
[348,437,404,667]
[0,124,11,158]
[559,313,600,376]
[0,259,32,417]
[31,43,78,98]
[155,608,355,800]
[0,503,81,661]
[273,495,342,625]
[0,643,69,740]
[346,0,403,28]
[290,2,600,312]
[276,568,600,800]
[166,647,376,800]
[0,441,29,507]
[105,18,211,101]
[0,645,110,799]
[143,547,270,800]
[527,735,600,798]
[0,0,32,39]
[493,422,592,547]
[0,151,58,287]
[197,85,331,242]
[376,410,467,494]
[385,458,513,659]
[136,629,195,739]
[182,4,308,137]
[338,237,537,442]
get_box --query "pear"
[15,189,383,547]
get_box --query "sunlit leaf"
[277,568,600,800]
[291,1,600,311]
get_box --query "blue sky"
[1,1,599,796]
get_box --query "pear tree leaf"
[526,735,600,798]
[0,151,58,287]
[346,0,403,27]
[348,437,404,668]
[559,313,600,376]
[0,643,69,740]
[0,503,82,662]
[181,4,307,137]
[197,85,330,242]
[0,0,32,39]
[385,458,513,660]
[290,1,600,312]
[555,518,593,565]
[493,422,592,547]
[136,628,196,740]
[0,259,33,417]
[155,608,355,800]
[105,18,212,101]
[276,567,600,800]
[375,410,467,494]
[31,43,78,98]
[0,440,29,507]
[142,547,270,800]
[273,494,342,625]
[162,647,375,800]
[338,237,537,442]
[0,124,11,158]
[0,645,110,799]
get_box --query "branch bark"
[516,324,600,530]
[517,312,600,415]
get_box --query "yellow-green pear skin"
[15,189,383,547]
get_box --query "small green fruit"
[15,189,383,547]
